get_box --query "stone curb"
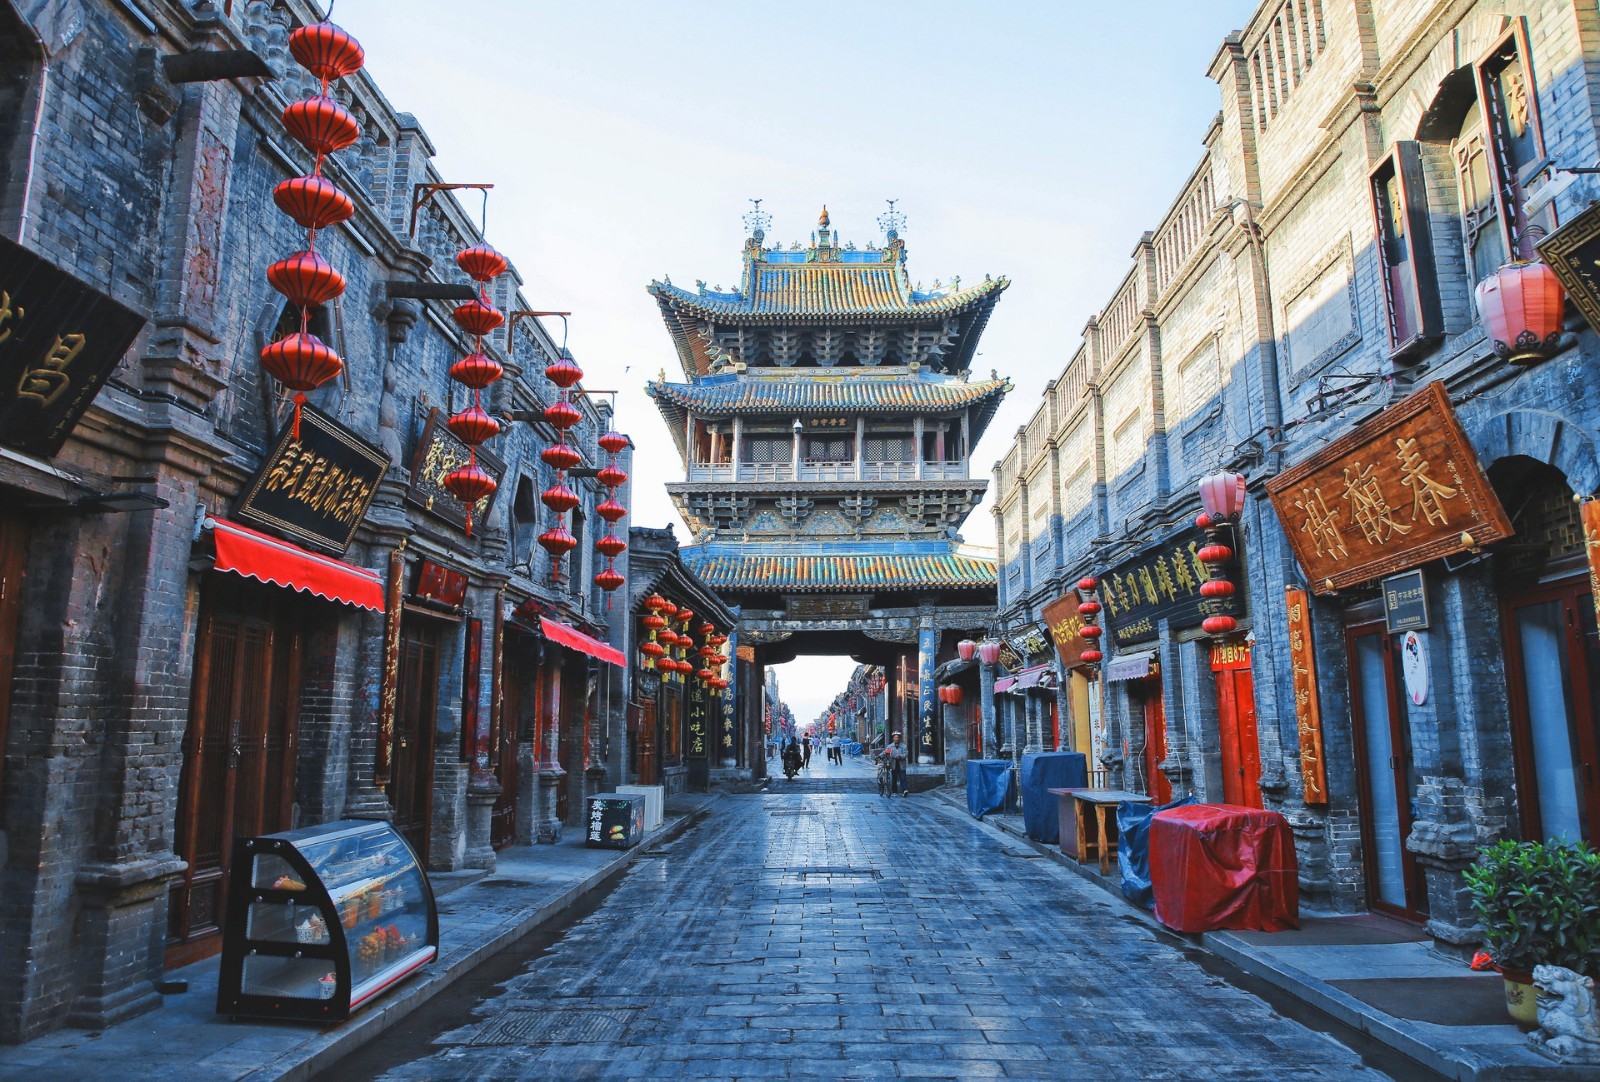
[927,788,1586,1082]
[242,793,722,1082]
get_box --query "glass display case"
[216,819,438,1022]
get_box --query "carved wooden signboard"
[234,404,389,555]
[1041,590,1092,668]
[1100,525,1239,646]
[1583,500,1600,636]
[1266,382,1512,595]
[407,407,505,531]
[997,622,1052,673]
[1285,585,1327,805]
[1538,200,1600,335]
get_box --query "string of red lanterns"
[594,428,629,603]
[536,350,585,581]
[261,20,365,440]
[1076,576,1104,666]
[440,242,508,536]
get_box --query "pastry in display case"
[216,819,438,1022]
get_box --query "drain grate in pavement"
[470,1007,640,1046]
[797,867,881,880]
[769,809,818,816]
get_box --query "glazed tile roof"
[649,373,1011,460]
[649,266,1006,320]
[648,375,1009,417]
[681,551,997,593]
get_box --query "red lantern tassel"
[292,392,306,440]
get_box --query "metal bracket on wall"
[410,183,494,239]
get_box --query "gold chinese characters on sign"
[1285,585,1327,804]
[1265,382,1512,594]
[1041,590,1092,668]
[1582,500,1600,637]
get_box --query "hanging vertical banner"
[1285,585,1328,804]
[686,680,709,760]
[487,597,505,775]
[460,616,482,764]
[1583,501,1600,635]
[375,546,406,787]
[918,627,938,757]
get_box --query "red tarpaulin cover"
[1149,804,1298,933]
[540,616,625,667]
[210,517,385,612]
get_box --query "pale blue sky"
[341,0,1261,722]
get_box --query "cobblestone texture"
[346,790,1385,1081]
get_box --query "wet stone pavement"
[330,772,1392,1081]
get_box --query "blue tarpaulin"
[1020,753,1088,843]
[966,760,1015,819]
[1119,795,1197,909]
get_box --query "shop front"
[1042,587,1103,778]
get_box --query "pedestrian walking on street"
[802,737,812,770]
[885,732,909,797]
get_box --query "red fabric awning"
[208,517,385,612]
[995,664,1052,694]
[540,616,624,667]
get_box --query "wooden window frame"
[1474,19,1550,263]
[1369,142,1444,360]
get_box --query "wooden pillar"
[731,416,743,481]
[914,416,925,480]
[855,416,865,480]
[791,421,801,478]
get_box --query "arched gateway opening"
[643,207,1010,789]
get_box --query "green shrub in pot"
[1464,839,1600,977]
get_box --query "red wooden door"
[169,582,303,966]
[491,653,521,849]
[1142,682,1171,804]
[637,698,658,784]
[1216,668,1264,808]
[390,618,441,859]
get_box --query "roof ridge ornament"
[742,197,771,244]
[877,198,906,242]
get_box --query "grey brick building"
[993,0,1600,951]
[0,0,663,1042]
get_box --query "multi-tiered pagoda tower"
[647,206,1009,768]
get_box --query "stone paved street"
[329,769,1394,1081]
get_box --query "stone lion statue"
[1532,965,1600,1062]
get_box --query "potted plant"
[1464,840,1600,1028]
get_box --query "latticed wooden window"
[742,436,789,463]
[865,436,911,462]
[804,436,851,462]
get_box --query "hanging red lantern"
[453,298,504,336]
[1202,615,1238,635]
[957,639,978,661]
[698,621,715,636]
[1077,576,1097,592]
[539,443,581,472]
[677,608,695,623]
[288,21,366,82]
[282,96,360,156]
[267,251,346,308]
[539,484,580,514]
[543,400,581,430]
[545,356,584,388]
[595,567,625,593]
[1081,649,1103,665]
[1080,625,1103,639]
[538,525,577,557]
[1195,512,1213,530]
[1197,543,1233,564]
[597,465,628,489]
[1475,260,1565,365]
[1077,600,1101,617]
[944,685,964,706]
[599,430,628,454]
[597,498,626,522]
[640,641,665,659]
[1199,471,1248,521]
[456,244,508,283]
[1200,579,1236,599]
[596,534,627,558]
[697,668,716,683]
[443,462,496,504]
[273,176,355,230]
[645,594,667,613]
[700,646,718,660]
[660,601,678,617]
[446,406,500,446]
[641,613,666,632]
[260,332,342,438]
[449,353,504,389]
[978,640,1002,666]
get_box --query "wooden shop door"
[168,580,304,966]
[1347,623,1428,920]
[389,617,442,859]
[1138,678,1171,804]
[1214,665,1263,808]
[637,698,658,785]
[1502,577,1600,844]
[491,653,525,850]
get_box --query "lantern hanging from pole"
[261,20,367,441]
[1475,260,1566,366]
[443,237,507,537]
[957,639,978,662]
[1195,488,1242,640]
[594,425,628,605]
[1198,471,1247,522]
[977,640,1002,666]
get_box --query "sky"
[340,0,1261,725]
